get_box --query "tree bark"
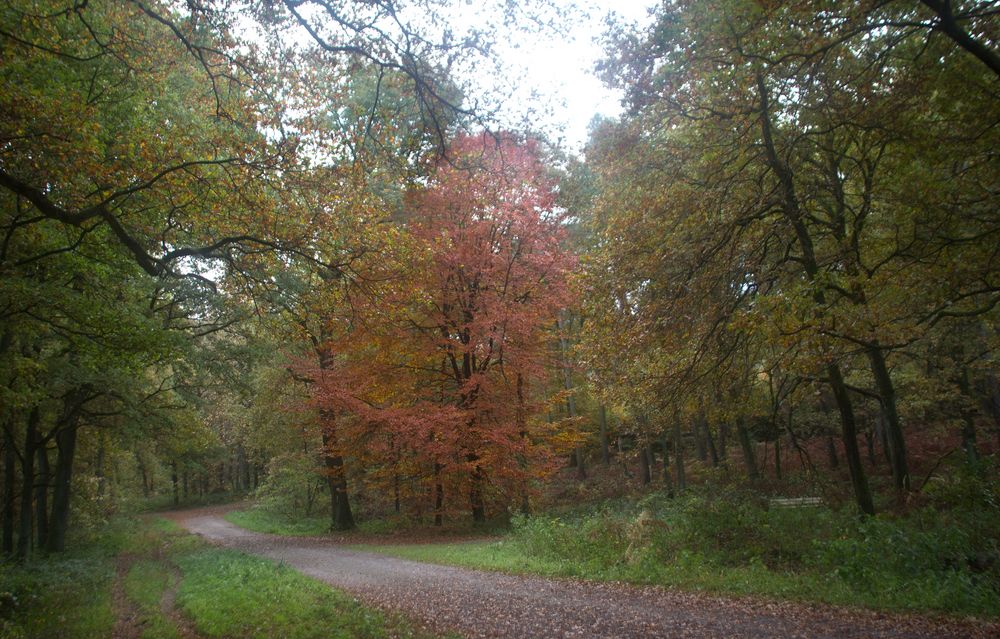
[672,411,686,491]
[322,427,355,530]
[736,417,759,480]
[919,0,1000,78]
[16,408,39,559]
[35,440,49,550]
[866,346,909,491]
[434,462,444,527]
[828,364,875,515]
[3,422,16,556]
[958,365,980,464]
[469,456,485,523]
[46,422,79,553]
[639,444,651,485]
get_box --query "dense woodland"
[1,0,999,584]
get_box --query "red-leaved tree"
[309,133,575,523]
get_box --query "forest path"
[168,505,996,639]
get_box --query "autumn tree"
[309,133,575,523]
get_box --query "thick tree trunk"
[35,441,49,550]
[322,429,355,531]
[717,421,728,461]
[16,408,39,559]
[704,418,719,467]
[827,364,875,515]
[866,346,909,491]
[736,417,758,480]
[3,423,16,556]
[46,423,79,553]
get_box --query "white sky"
[489,0,657,153]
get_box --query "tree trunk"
[827,363,875,515]
[958,365,981,465]
[866,346,909,491]
[434,462,444,527]
[717,421,729,460]
[3,422,16,556]
[35,440,49,551]
[598,405,611,465]
[736,417,759,480]
[692,418,707,462]
[469,457,485,523]
[322,428,355,531]
[617,434,632,478]
[704,418,719,467]
[46,423,79,553]
[672,412,686,491]
[16,408,39,559]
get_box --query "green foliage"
[250,452,328,519]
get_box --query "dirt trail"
[167,505,997,639]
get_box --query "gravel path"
[169,506,997,639]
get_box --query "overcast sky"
[491,0,657,153]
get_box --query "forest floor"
[169,504,999,639]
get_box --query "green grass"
[3,515,437,639]
[175,548,428,638]
[225,508,330,536]
[124,559,172,610]
[352,469,1000,619]
[0,548,118,639]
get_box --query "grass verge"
[224,508,329,536]
[2,515,437,639]
[352,464,1000,619]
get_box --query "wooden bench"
[769,496,823,509]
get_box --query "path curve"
[168,506,996,639]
